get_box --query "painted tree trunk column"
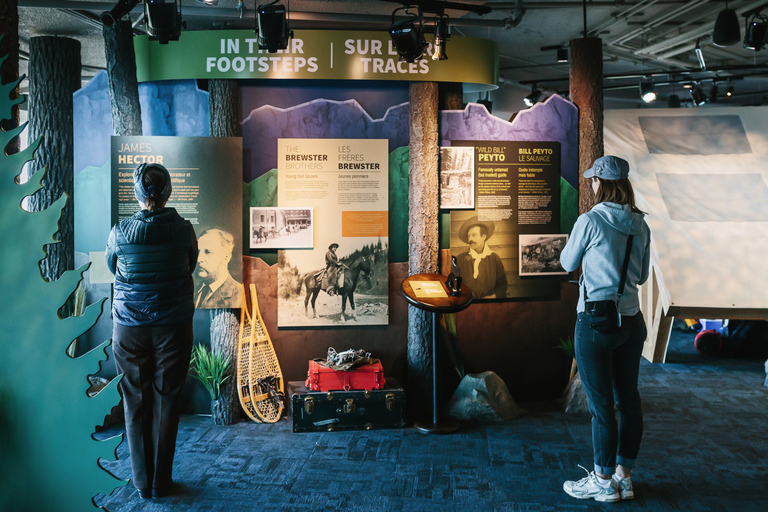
[208,78,242,425]
[569,37,603,214]
[26,36,81,284]
[0,0,20,155]
[103,20,142,136]
[407,81,440,418]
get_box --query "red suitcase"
[305,359,385,391]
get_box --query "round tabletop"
[400,273,473,314]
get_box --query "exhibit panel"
[110,136,244,309]
[276,138,389,327]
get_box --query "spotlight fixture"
[557,48,568,63]
[432,14,450,61]
[667,94,681,108]
[389,7,427,63]
[689,84,707,106]
[145,0,182,44]
[523,85,542,107]
[640,81,657,103]
[100,0,141,26]
[713,8,741,47]
[255,1,292,53]
[694,39,706,70]
[726,83,735,97]
[708,84,719,103]
[744,13,768,51]
[683,82,694,89]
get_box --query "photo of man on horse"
[322,243,344,296]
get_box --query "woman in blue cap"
[106,163,198,499]
[559,156,651,503]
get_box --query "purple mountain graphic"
[241,98,409,181]
[441,95,579,188]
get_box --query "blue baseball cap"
[583,156,630,180]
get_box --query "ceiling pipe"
[633,0,767,56]
[588,0,663,37]
[609,0,711,46]
[19,1,520,29]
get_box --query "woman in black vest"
[106,163,198,499]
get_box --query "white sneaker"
[613,474,634,500]
[563,466,620,502]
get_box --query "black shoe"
[137,488,152,499]
[152,483,174,498]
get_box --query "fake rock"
[564,372,589,414]
[445,371,524,422]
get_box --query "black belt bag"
[584,299,620,333]
[583,235,634,334]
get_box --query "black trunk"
[103,20,142,136]
[26,36,81,284]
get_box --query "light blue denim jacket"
[560,202,651,315]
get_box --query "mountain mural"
[440,95,580,190]
[241,98,409,181]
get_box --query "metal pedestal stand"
[401,273,473,435]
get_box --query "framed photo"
[250,207,314,249]
[519,234,569,276]
[440,146,475,209]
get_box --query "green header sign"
[134,29,498,91]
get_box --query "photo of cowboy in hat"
[454,215,508,299]
[324,242,343,295]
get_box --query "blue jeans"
[575,311,647,476]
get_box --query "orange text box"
[341,211,389,237]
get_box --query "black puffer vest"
[106,208,198,326]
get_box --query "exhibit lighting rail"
[19,0,512,28]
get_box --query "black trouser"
[112,321,193,491]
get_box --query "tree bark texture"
[26,36,80,282]
[0,0,20,154]
[103,20,142,136]
[209,79,240,137]
[569,37,603,215]
[407,82,440,418]
[209,309,240,425]
[439,82,463,111]
[208,79,242,424]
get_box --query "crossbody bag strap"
[617,235,634,298]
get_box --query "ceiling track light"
[689,84,707,106]
[556,48,568,63]
[694,38,706,70]
[713,7,741,47]
[640,81,657,103]
[389,6,427,63]
[743,13,768,51]
[145,0,183,45]
[255,0,293,53]
[726,82,735,97]
[432,14,450,61]
[523,85,542,107]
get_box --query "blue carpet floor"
[94,329,768,511]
